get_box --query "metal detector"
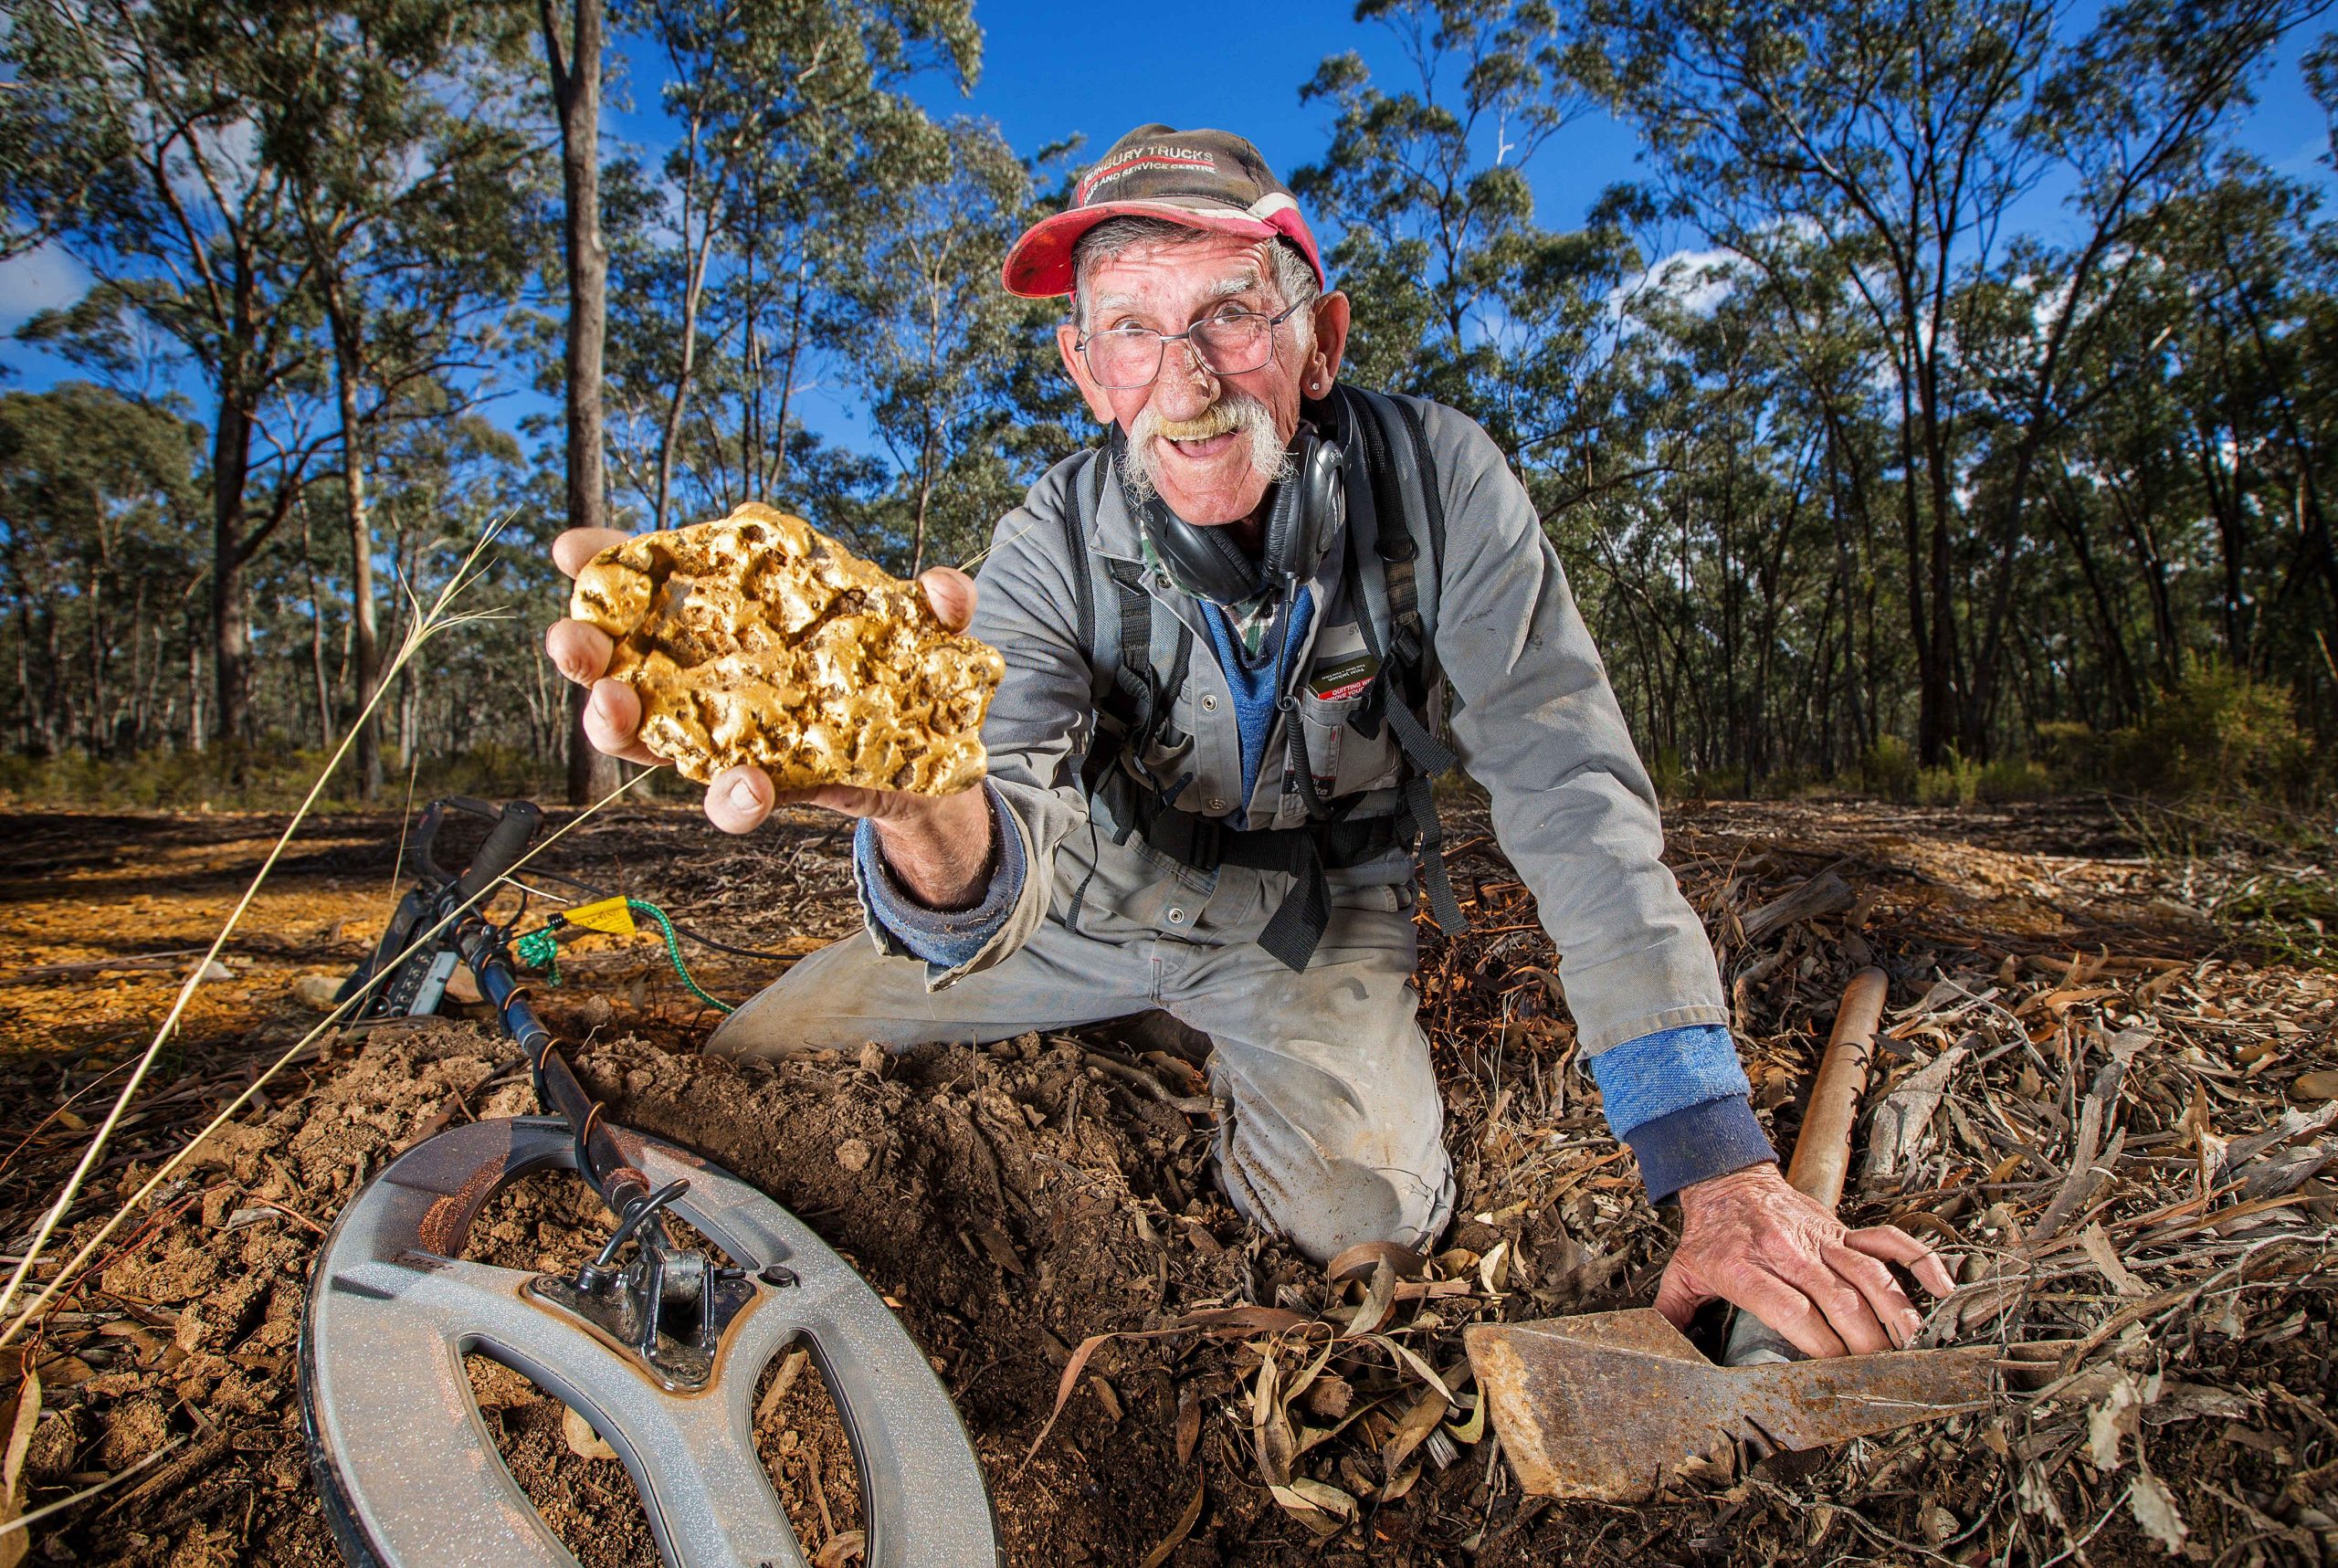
[297,798,1001,1567]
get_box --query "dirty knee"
[1228,1152,1453,1265]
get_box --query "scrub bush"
[1860,735,1919,801]
[2107,666,2312,801]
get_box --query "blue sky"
[5,0,2332,452]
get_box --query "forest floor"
[0,794,2333,1566]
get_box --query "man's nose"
[1150,342,1219,418]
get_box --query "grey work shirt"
[857,393,1730,1060]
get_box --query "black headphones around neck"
[1113,416,1345,605]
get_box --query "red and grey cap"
[1001,124,1326,300]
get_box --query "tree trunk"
[210,386,255,749]
[325,283,384,798]
[771,265,809,496]
[911,418,936,577]
[653,116,721,533]
[543,0,620,806]
[299,503,337,749]
[185,629,205,753]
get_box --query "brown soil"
[0,796,2332,1565]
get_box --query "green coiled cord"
[513,898,735,1014]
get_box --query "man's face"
[1058,231,1350,528]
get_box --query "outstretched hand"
[542,526,982,836]
[1655,1163,1956,1358]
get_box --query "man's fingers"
[583,679,658,764]
[1821,1239,1922,1349]
[1652,1258,1713,1330]
[1845,1225,1958,1299]
[1773,1247,1893,1356]
[919,566,978,632]
[1716,1267,1850,1360]
[545,619,615,688]
[553,527,632,580]
[705,766,774,835]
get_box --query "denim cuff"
[853,783,1024,967]
[1619,1094,1776,1205]
[1588,1024,1754,1138]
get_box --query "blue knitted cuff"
[853,784,1025,967]
[1620,1095,1777,1204]
[1588,1025,1754,1140]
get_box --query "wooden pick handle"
[1786,966,1890,1213]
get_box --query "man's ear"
[1307,290,1352,393]
[1058,321,1118,425]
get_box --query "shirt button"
[1200,694,1218,711]
[1166,906,1187,924]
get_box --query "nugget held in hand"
[569,504,1003,794]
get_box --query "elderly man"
[547,125,1953,1358]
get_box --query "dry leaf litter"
[0,795,2330,1565]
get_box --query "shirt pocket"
[1294,687,1402,795]
[1294,621,1400,796]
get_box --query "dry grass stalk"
[0,766,648,1346]
[0,522,536,1343]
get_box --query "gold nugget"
[569,504,1004,794]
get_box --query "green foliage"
[820,120,1083,576]
[1646,745,1689,802]
[1916,751,1984,808]
[1860,737,1920,802]
[1978,758,2056,803]
[0,384,205,758]
[2033,722,2107,782]
[2110,665,2312,800]
[599,0,990,542]
[1290,0,1638,458]
[2217,874,2338,967]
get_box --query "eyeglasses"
[1076,299,1308,390]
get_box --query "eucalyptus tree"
[0,0,350,746]
[276,0,548,795]
[822,118,1059,574]
[0,384,205,757]
[1567,0,2316,760]
[538,0,621,803]
[1291,0,1639,465]
[599,0,983,540]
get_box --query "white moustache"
[1120,394,1292,507]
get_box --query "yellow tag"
[563,897,637,937]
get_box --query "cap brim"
[1001,198,1322,299]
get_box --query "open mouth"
[1165,431,1238,460]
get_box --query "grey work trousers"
[705,875,1456,1264]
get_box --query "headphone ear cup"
[1262,443,1309,583]
[1308,436,1345,566]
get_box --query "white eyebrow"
[1090,272,1263,326]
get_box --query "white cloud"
[1608,244,1744,322]
[0,244,91,331]
[1646,246,1741,314]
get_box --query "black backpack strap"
[1064,450,1116,930]
[1093,560,1193,788]
[1104,560,1155,736]
[1063,460,1097,660]
[1340,387,1466,940]
[1380,395,1446,693]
